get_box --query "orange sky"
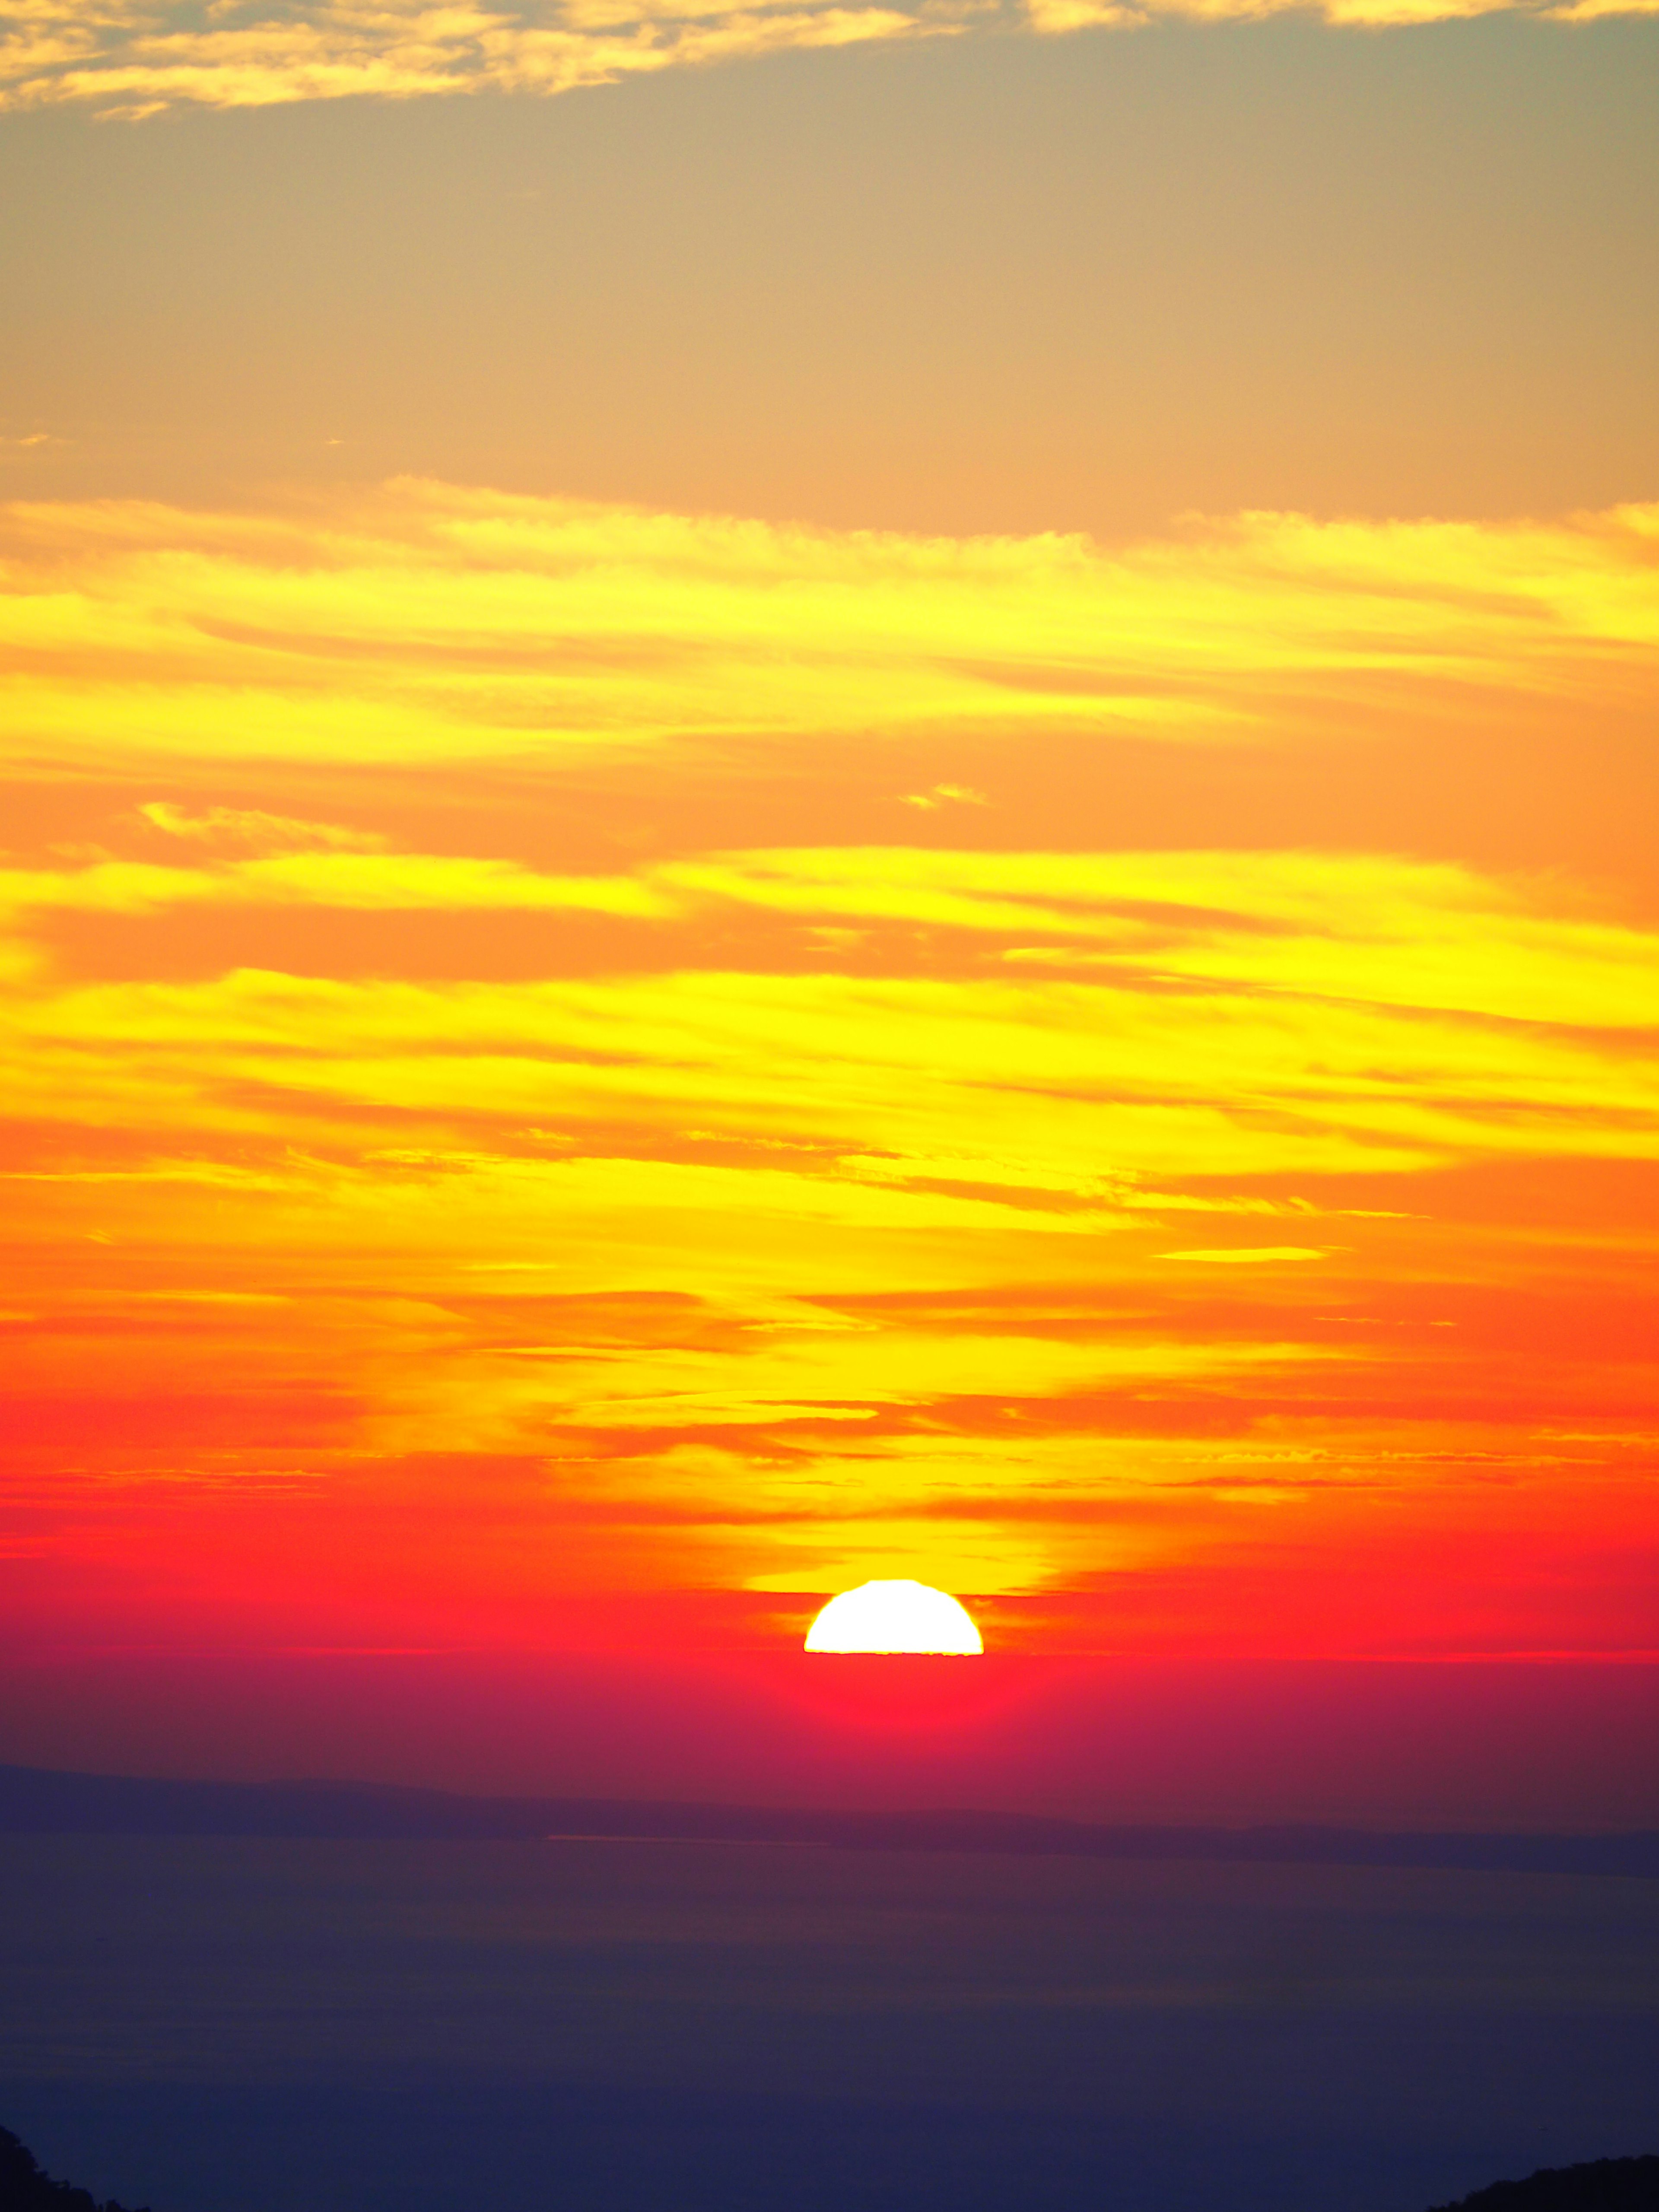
[3,474,1656,1681]
[2,0,1657,1817]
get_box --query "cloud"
[2,0,1653,117]
[8,849,1658,1195]
[1030,0,1659,25]
[900,783,989,811]
[6,833,1655,1646]
[0,0,961,118]
[138,801,389,851]
[665,847,1659,1030]
[1042,0,1659,25]
[0,850,674,918]
[3,484,1656,770]
[1161,1246,1332,1262]
[6,483,1659,1656]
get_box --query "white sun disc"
[804,1580,983,1654]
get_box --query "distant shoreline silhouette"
[3,1761,1658,1878]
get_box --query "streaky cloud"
[4,0,1656,117]
[3,484,1656,768]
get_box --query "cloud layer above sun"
[5,483,1656,767]
[3,0,1654,119]
[3,482,1657,1662]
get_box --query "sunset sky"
[2,0,1657,1811]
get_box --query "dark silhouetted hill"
[1429,2159,1659,2212]
[0,2127,150,2212]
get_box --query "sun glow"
[804,1581,985,1654]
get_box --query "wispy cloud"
[3,484,1656,769]
[138,801,388,851]
[3,0,1652,118]
[0,849,674,917]
[11,849,1658,1185]
[0,0,964,118]
[1027,0,1657,29]
[5,835,1657,1640]
[3,481,1657,1658]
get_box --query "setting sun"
[804,1583,984,1655]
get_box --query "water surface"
[4,1834,1657,2211]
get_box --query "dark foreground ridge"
[2,1762,1658,1876]
[0,2127,149,2212]
[1430,2158,1659,2210]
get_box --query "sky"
[2,0,1658,1812]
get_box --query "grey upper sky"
[3,16,1656,537]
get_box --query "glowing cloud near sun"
[805,1581,984,1654]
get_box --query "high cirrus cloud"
[0,0,960,118]
[4,480,1659,1656]
[0,0,1653,120]
[3,482,1656,768]
[4,835,1657,1645]
[6,847,1657,1178]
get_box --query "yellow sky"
[3,483,1657,1656]
[5,487,1656,766]
[3,1,1658,1683]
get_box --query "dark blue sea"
[4,1834,1657,2211]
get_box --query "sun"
[804,1580,983,1654]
